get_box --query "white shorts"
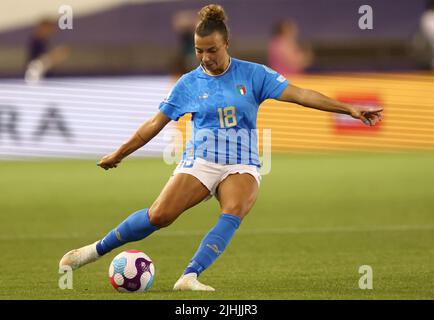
[173,157,261,200]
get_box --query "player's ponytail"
[195,4,229,42]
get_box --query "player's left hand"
[349,106,383,126]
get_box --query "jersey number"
[217,106,237,128]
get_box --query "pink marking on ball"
[109,276,118,289]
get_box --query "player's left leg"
[174,173,258,291]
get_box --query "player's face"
[194,32,229,75]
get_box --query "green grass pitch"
[0,152,433,300]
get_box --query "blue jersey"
[159,58,289,167]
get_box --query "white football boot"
[173,273,215,291]
[59,241,101,270]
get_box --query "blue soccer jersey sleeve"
[253,64,289,104]
[159,75,195,121]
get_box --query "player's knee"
[148,206,176,228]
[222,203,249,218]
[149,212,172,228]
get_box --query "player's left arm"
[278,84,383,126]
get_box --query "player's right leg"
[59,173,210,270]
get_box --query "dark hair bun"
[198,4,227,23]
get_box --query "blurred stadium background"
[0,0,433,300]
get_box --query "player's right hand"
[97,153,122,170]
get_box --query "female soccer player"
[59,4,382,291]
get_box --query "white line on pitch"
[1,225,433,240]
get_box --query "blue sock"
[184,213,241,276]
[96,208,158,256]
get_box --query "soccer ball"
[109,250,155,292]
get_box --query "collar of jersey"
[199,57,232,78]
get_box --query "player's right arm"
[97,111,171,170]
